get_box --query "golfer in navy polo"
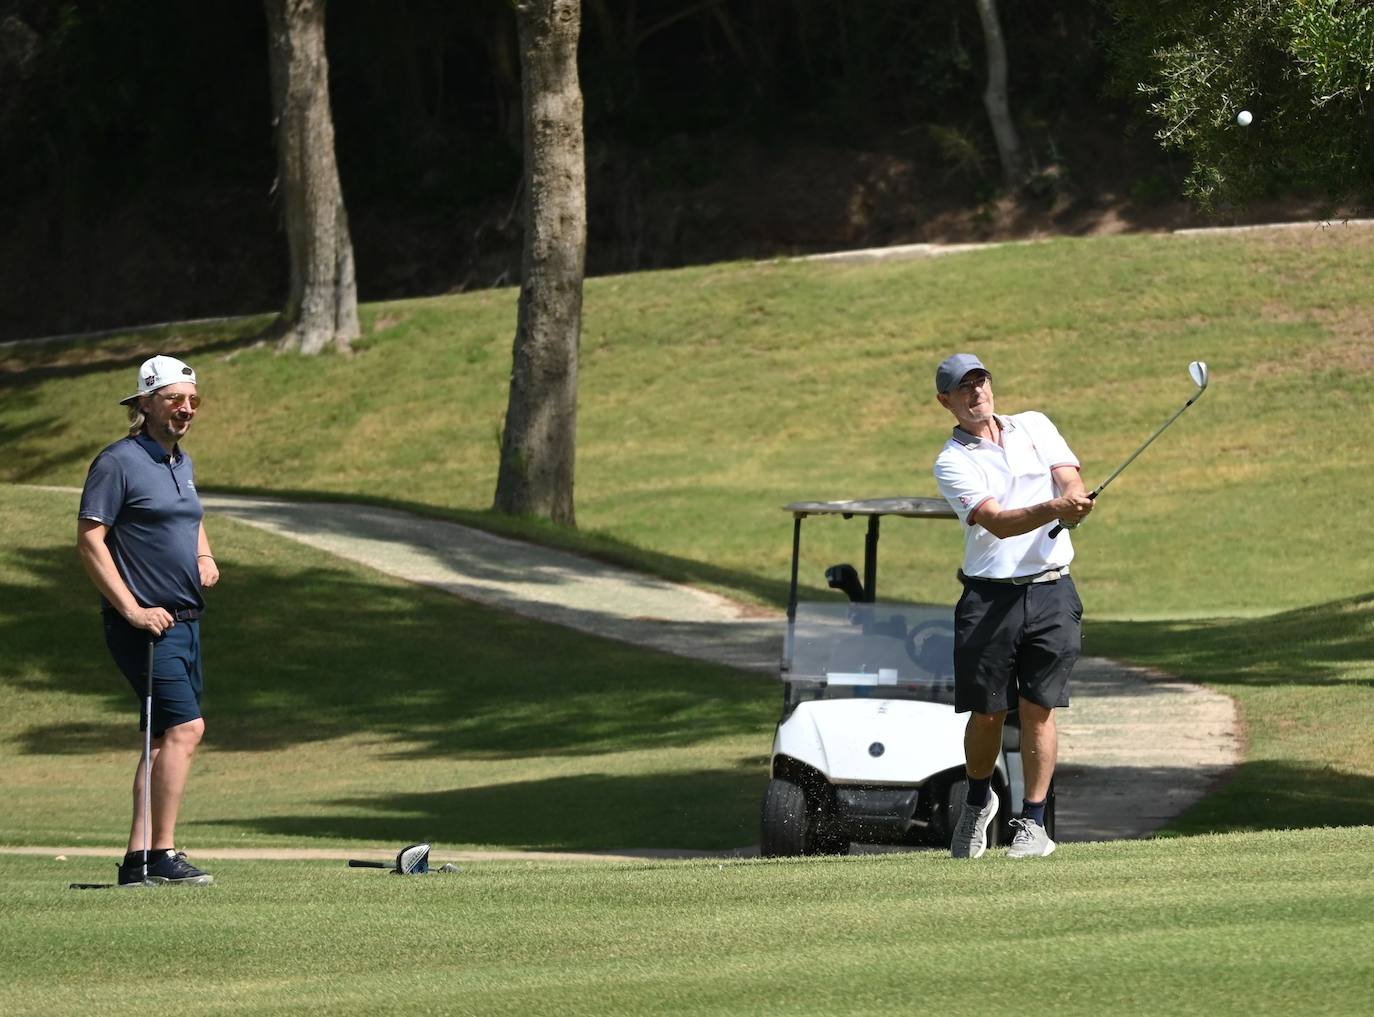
[77,355,219,886]
[932,354,1094,860]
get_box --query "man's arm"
[76,519,175,635]
[196,522,220,589]
[1052,464,1088,500]
[969,469,1094,540]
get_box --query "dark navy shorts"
[952,575,1082,715]
[103,611,204,737]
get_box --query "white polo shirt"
[933,411,1079,579]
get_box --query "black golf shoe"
[119,850,215,887]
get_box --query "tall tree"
[263,0,360,355]
[973,0,1025,188]
[493,0,586,525]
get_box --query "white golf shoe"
[950,790,999,859]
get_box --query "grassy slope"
[4,828,1373,1017]
[4,228,1373,617]
[1,227,1371,847]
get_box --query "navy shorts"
[952,575,1082,715]
[103,611,204,737]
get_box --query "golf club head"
[396,842,431,874]
[1189,360,1209,391]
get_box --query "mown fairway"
[5,829,1373,1017]
[2,227,1372,1014]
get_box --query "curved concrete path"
[200,494,1242,845]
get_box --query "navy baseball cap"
[935,353,990,394]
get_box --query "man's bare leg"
[964,709,1006,779]
[1017,698,1056,802]
[126,718,204,854]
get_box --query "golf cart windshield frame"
[780,497,959,707]
[783,497,957,622]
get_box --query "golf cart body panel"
[772,698,966,785]
[762,497,1039,856]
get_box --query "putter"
[348,842,432,874]
[70,636,158,891]
[141,634,154,885]
[1049,361,1209,538]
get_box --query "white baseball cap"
[120,355,197,406]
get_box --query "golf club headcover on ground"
[394,842,430,874]
[347,842,432,874]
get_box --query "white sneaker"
[1006,818,1056,858]
[950,790,999,859]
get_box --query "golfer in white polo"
[932,353,1094,859]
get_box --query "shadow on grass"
[3,540,777,761]
[1163,759,1374,835]
[1088,592,1374,689]
[197,766,765,852]
[0,318,272,388]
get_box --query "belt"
[959,566,1069,586]
[103,606,201,622]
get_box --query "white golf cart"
[760,497,1055,856]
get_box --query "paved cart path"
[199,494,1241,847]
[6,491,1241,861]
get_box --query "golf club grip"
[1047,491,1098,539]
[347,860,391,868]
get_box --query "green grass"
[1,484,773,852]
[4,828,1373,1017]
[2,228,1374,841]
[4,229,1373,617]
[3,227,1373,1015]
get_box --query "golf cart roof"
[784,497,957,520]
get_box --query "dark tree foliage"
[0,1,1137,338]
[1104,0,1374,211]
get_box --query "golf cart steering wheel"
[904,619,955,673]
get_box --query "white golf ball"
[1237,110,1253,127]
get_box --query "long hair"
[126,404,147,437]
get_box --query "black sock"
[965,776,992,808]
[1022,798,1047,826]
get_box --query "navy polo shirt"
[79,433,205,613]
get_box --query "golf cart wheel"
[761,778,808,857]
[761,777,845,857]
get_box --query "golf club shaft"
[347,860,392,869]
[143,636,155,883]
[1048,392,1203,539]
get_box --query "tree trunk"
[493,0,586,526]
[974,0,1026,189]
[263,0,360,355]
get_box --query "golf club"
[142,635,154,885]
[70,636,157,891]
[1048,361,1209,539]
